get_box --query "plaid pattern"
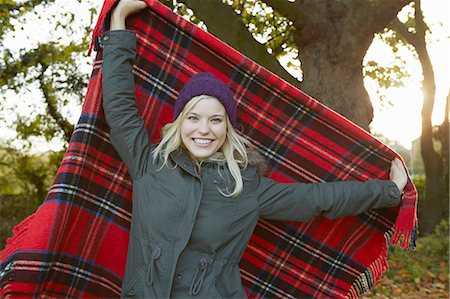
[0,1,417,298]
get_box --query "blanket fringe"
[347,237,390,298]
[348,193,417,298]
[0,213,35,262]
[390,207,417,249]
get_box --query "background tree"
[0,0,96,147]
[389,0,449,234]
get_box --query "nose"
[198,120,210,135]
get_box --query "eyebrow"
[188,112,225,118]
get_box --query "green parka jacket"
[101,30,401,299]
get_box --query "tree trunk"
[297,33,374,129]
[412,35,441,235]
[420,128,446,235]
[415,0,447,235]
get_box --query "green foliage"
[363,27,412,107]
[418,220,449,264]
[412,175,425,195]
[0,0,56,39]
[390,220,448,281]
[361,3,423,108]
[0,194,42,250]
[0,147,59,199]
[364,60,407,90]
[15,114,63,142]
[0,0,96,148]
[231,0,298,61]
[0,146,61,248]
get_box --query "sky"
[1,0,449,152]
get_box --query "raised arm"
[102,0,150,179]
[257,159,406,221]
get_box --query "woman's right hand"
[110,0,148,30]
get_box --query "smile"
[193,138,213,145]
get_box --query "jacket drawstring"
[146,247,161,286]
[188,258,208,295]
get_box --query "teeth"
[193,138,212,144]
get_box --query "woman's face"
[181,96,227,160]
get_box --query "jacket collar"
[170,148,198,177]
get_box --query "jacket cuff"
[385,181,402,207]
[101,30,136,47]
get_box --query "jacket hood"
[246,148,269,175]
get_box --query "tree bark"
[296,39,374,129]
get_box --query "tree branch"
[1,50,41,89]
[6,0,52,12]
[389,18,418,46]
[38,67,73,142]
[182,0,300,86]
[355,0,412,34]
[262,0,325,26]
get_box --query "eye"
[211,118,223,124]
[187,115,198,121]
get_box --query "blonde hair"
[152,96,251,197]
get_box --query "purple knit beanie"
[174,72,237,128]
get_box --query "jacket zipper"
[165,173,204,298]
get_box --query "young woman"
[102,1,408,298]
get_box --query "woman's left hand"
[110,0,148,30]
[389,158,407,193]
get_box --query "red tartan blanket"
[0,1,417,298]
